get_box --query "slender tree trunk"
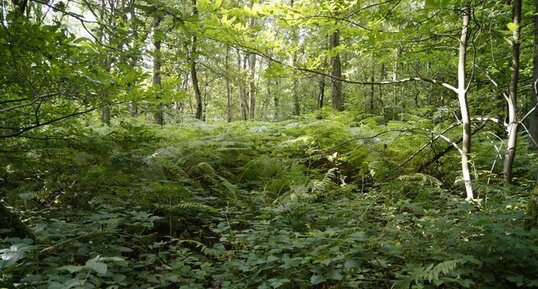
[152,15,164,125]
[128,0,139,118]
[370,59,375,112]
[503,0,522,184]
[101,106,111,124]
[191,0,203,120]
[292,70,300,115]
[248,17,256,119]
[175,73,189,123]
[226,47,233,122]
[330,30,344,111]
[100,20,112,125]
[457,6,474,200]
[237,50,248,120]
[274,79,279,120]
[266,78,271,120]
[380,63,386,123]
[319,76,325,108]
[530,0,538,149]
[191,58,202,120]
[129,103,138,117]
[248,52,256,119]
[202,78,208,121]
[290,0,300,116]
[128,57,139,117]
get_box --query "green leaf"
[507,22,519,32]
[344,259,359,269]
[310,274,326,285]
[85,257,108,275]
[58,265,85,273]
[328,267,343,280]
[269,278,289,288]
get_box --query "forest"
[1,0,538,288]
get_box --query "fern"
[415,259,462,284]
[395,259,465,289]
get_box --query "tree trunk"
[370,63,375,112]
[248,17,256,119]
[457,6,474,200]
[226,47,233,122]
[379,63,386,123]
[129,103,138,117]
[191,0,203,121]
[175,73,189,123]
[292,76,300,115]
[237,50,249,121]
[274,79,279,120]
[530,0,538,149]
[248,52,256,119]
[330,30,344,111]
[202,78,208,121]
[290,0,300,116]
[503,0,522,184]
[319,76,325,108]
[128,0,139,118]
[152,15,164,125]
[101,106,111,125]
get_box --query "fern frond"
[412,259,463,284]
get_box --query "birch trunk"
[503,0,521,184]
[457,6,474,200]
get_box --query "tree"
[248,17,257,119]
[191,0,203,121]
[152,14,164,125]
[330,29,344,111]
[529,0,538,149]
[503,0,522,184]
[457,5,473,200]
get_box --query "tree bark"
[128,0,140,118]
[292,70,300,115]
[330,30,344,111]
[101,106,111,125]
[248,53,256,119]
[274,79,280,120]
[152,15,164,125]
[503,0,521,184]
[457,6,474,200]
[530,0,538,149]
[319,76,325,108]
[370,62,375,112]
[175,73,189,123]
[237,50,249,120]
[226,47,233,122]
[248,18,256,119]
[191,0,203,121]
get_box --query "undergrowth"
[1,113,537,288]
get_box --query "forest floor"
[1,114,538,288]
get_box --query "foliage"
[1,0,538,286]
[1,115,538,288]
